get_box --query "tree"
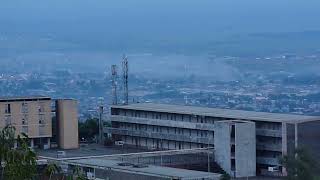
[44,162,62,180]
[220,171,231,180]
[0,125,37,180]
[0,125,15,179]
[79,118,99,142]
[73,166,86,180]
[280,148,319,180]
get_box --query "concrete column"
[47,138,51,148]
[30,139,34,149]
[294,123,298,149]
[281,122,288,176]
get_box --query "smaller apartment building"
[0,96,52,148]
[106,103,320,177]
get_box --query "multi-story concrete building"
[55,99,79,149]
[0,96,80,150]
[106,103,320,177]
[0,96,52,149]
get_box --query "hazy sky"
[1,0,320,57]
[1,1,320,77]
[1,0,320,34]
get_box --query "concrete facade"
[56,99,79,149]
[214,120,256,178]
[0,96,52,148]
[106,103,320,176]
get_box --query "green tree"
[44,162,61,180]
[280,148,319,180]
[0,125,15,179]
[220,171,231,180]
[0,125,37,180]
[73,166,86,180]
[79,118,99,141]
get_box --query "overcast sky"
[1,0,320,34]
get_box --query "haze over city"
[0,1,320,179]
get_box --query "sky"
[1,0,320,34]
[1,0,320,78]
[1,0,320,57]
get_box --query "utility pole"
[122,55,129,105]
[208,138,210,172]
[98,106,104,145]
[111,65,118,105]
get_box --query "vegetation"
[0,125,37,180]
[280,148,319,180]
[220,171,231,180]
[79,118,99,142]
[44,162,61,180]
[73,166,86,180]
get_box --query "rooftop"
[37,144,146,159]
[0,96,51,102]
[111,103,320,123]
[66,158,220,179]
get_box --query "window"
[22,118,26,125]
[5,115,11,125]
[21,126,28,134]
[5,104,11,114]
[39,114,45,124]
[38,103,45,113]
[21,102,28,113]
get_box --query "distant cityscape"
[1,52,320,121]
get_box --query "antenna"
[111,65,118,105]
[122,54,129,105]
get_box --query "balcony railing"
[105,127,214,144]
[257,157,280,166]
[110,115,215,131]
[257,143,282,152]
[256,128,282,137]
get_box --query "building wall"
[0,99,52,139]
[56,99,79,149]
[297,120,320,162]
[235,122,256,177]
[286,123,296,156]
[214,122,231,174]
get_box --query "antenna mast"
[111,65,118,105]
[122,54,129,105]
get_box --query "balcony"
[110,115,215,131]
[257,143,282,152]
[256,128,282,137]
[105,127,214,144]
[257,157,280,166]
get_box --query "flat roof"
[0,96,51,102]
[67,158,220,179]
[111,103,320,123]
